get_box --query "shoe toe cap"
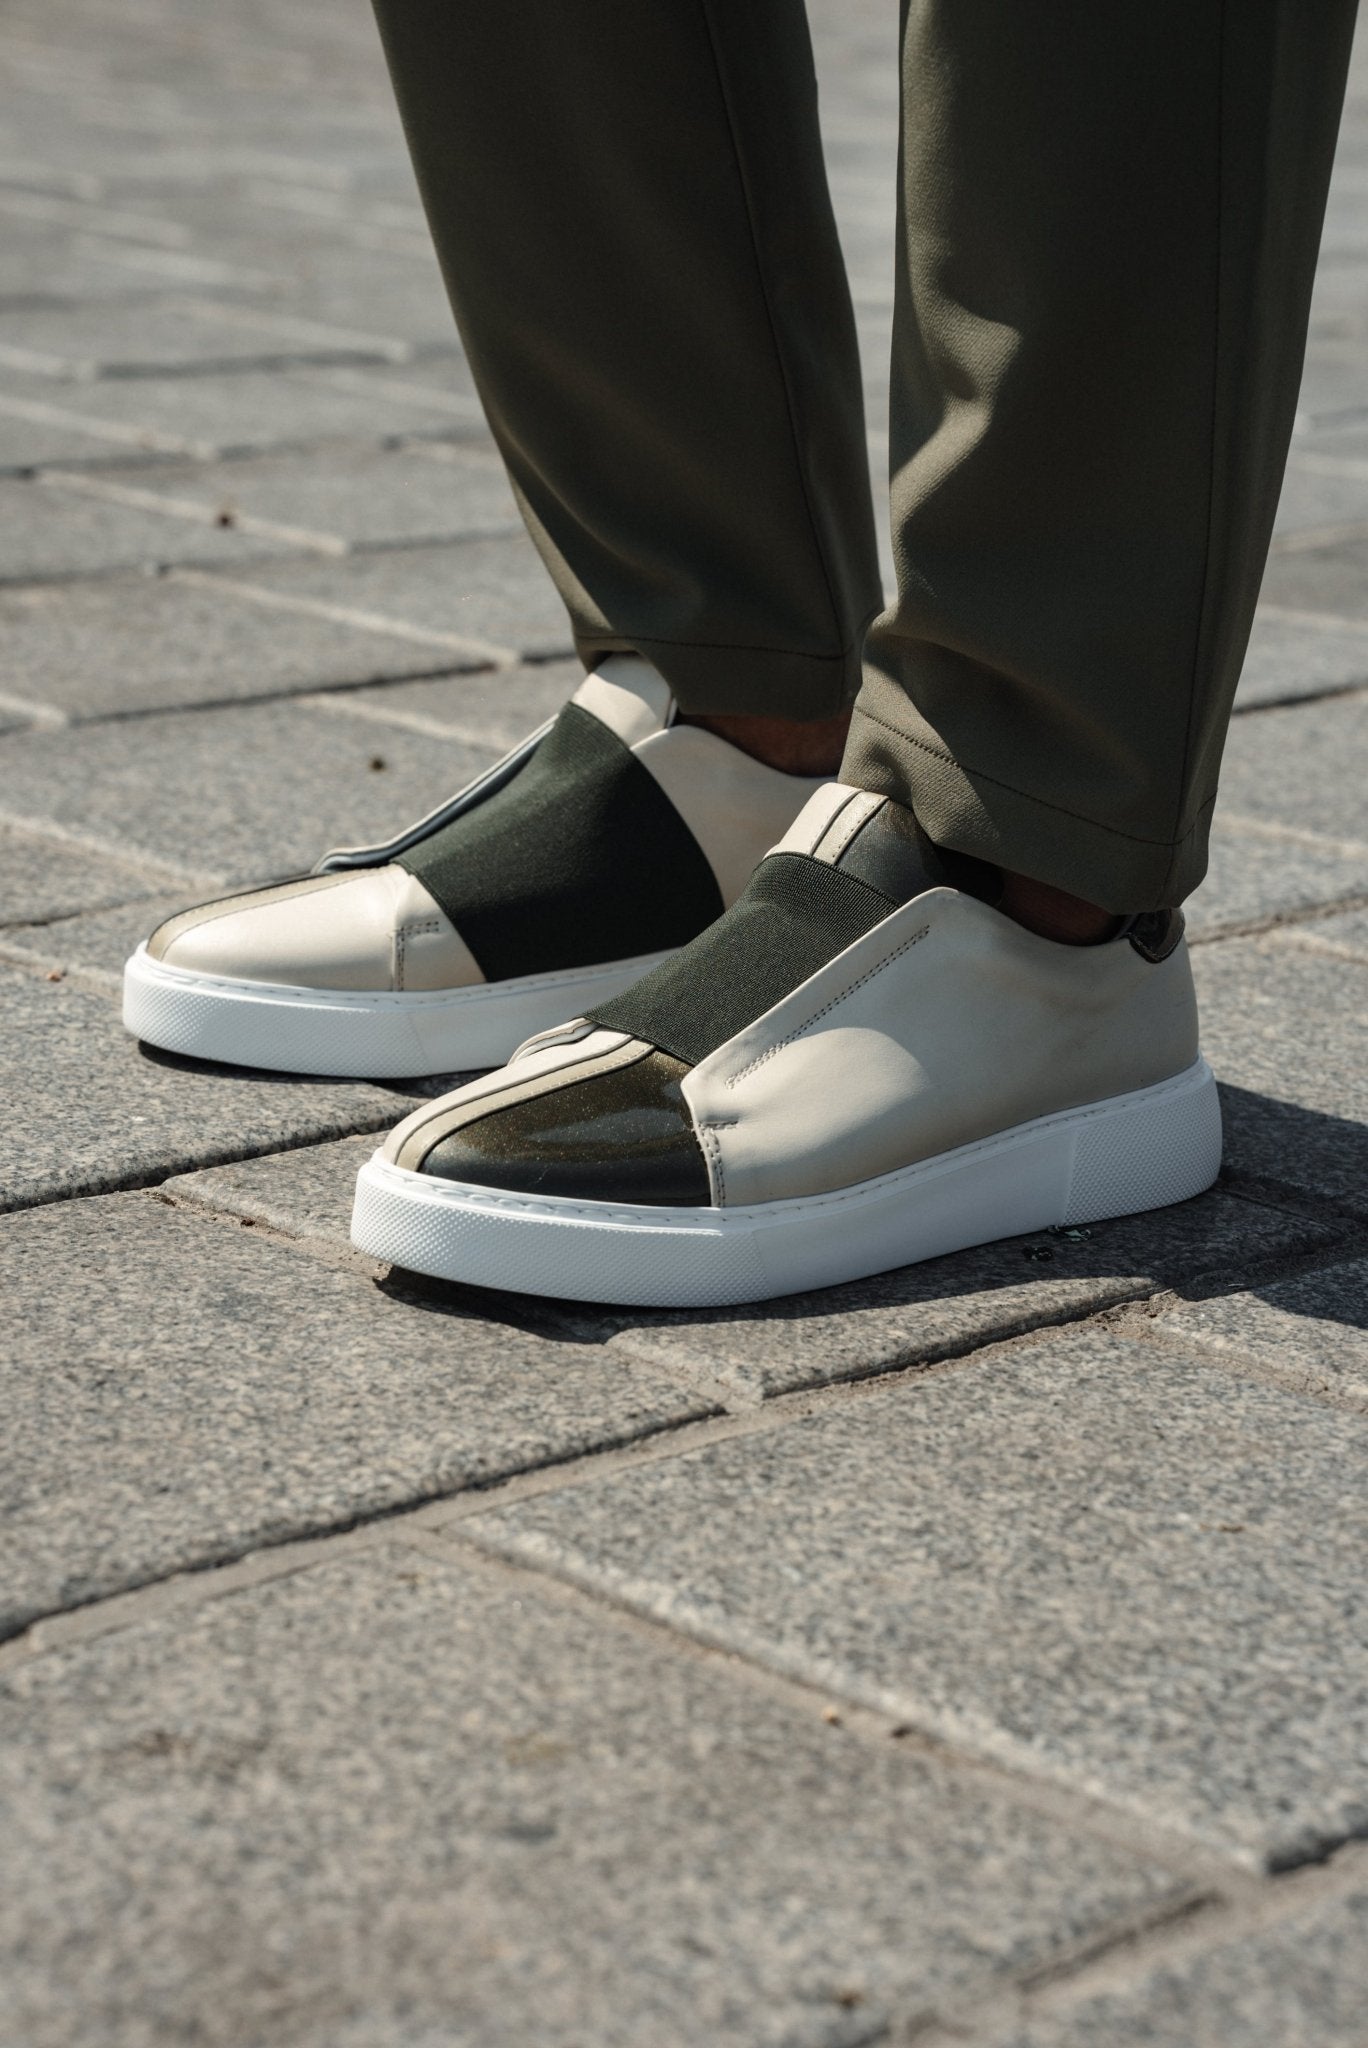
[149,869,400,989]
[391,1041,712,1207]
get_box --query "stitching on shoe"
[696,1121,727,1206]
[396,915,444,994]
[722,924,931,1089]
[379,1058,1206,1224]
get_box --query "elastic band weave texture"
[400,704,724,981]
[592,852,896,1068]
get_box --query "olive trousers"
[370,1,1357,908]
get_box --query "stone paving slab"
[0,823,165,928]
[0,296,408,379]
[1281,903,1368,961]
[1258,532,1368,616]
[152,1142,1338,1400]
[0,395,137,473]
[0,697,489,882]
[975,1883,1368,2048]
[0,892,202,990]
[159,1132,384,1253]
[1194,939,1368,1220]
[1291,346,1368,423]
[0,571,488,724]
[0,1200,714,1636]
[602,1192,1335,1402]
[0,216,231,302]
[1236,605,1368,706]
[0,363,477,465]
[466,1330,1368,1870]
[0,966,419,1214]
[0,1542,1186,2048]
[1183,813,1368,938]
[0,474,284,581]
[316,655,582,749]
[1158,1253,1368,1410]
[1217,689,1368,848]
[83,440,520,552]
[1271,458,1368,538]
[199,532,575,658]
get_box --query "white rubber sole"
[121,943,676,1079]
[350,1056,1222,1308]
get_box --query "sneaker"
[122,658,824,1078]
[350,784,1222,1306]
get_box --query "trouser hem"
[842,703,1215,912]
[573,625,870,723]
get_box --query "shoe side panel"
[684,893,1201,1206]
[631,725,825,907]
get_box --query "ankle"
[997,871,1123,945]
[680,708,851,777]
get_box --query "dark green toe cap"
[420,1048,712,1207]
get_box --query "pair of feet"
[123,659,1220,1307]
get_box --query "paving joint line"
[0,888,166,936]
[1230,674,1368,715]
[414,1529,1274,1895]
[15,659,508,734]
[1188,886,1368,946]
[169,564,522,664]
[0,1107,405,1223]
[0,1480,1266,1899]
[0,804,211,887]
[906,1839,1368,2047]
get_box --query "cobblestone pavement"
[3,5,1368,2044]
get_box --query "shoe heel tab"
[1126,908,1186,962]
[575,657,674,746]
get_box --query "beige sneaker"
[121,658,823,1078]
[351,784,1221,1306]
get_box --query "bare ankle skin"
[684,708,1121,941]
[681,708,852,777]
[997,872,1122,945]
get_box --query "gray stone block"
[0,216,216,307]
[1273,458,1368,540]
[0,298,411,380]
[1160,1253,1368,1409]
[318,657,582,750]
[469,1331,1368,1869]
[0,476,282,581]
[1194,939,1368,1219]
[0,823,165,928]
[93,441,520,553]
[0,697,490,882]
[0,965,419,1214]
[0,892,196,990]
[1258,535,1368,618]
[1236,607,1368,707]
[0,1542,1184,2047]
[1217,690,1368,848]
[200,533,573,659]
[0,399,130,476]
[1183,814,1368,938]
[1280,904,1368,961]
[976,1885,1368,2048]
[250,252,460,351]
[0,572,498,725]
[603,1190,1332,1403]
[1293,346,1368,425]
[0,364,476,466]
[159,1133,383,1257]
[0,1202,715,1635]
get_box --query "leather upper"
[387,783,1200,1211]
[144,656,823,994]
